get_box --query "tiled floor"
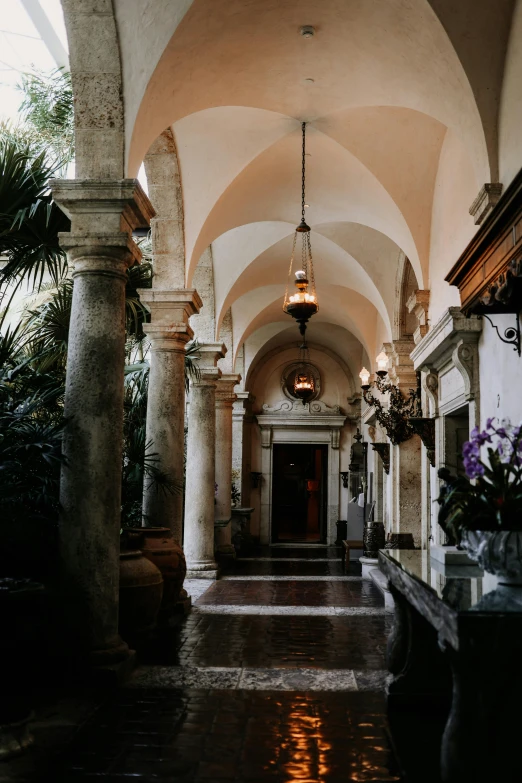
[44,546,404,782]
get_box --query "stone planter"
[461,529,522,585]
[140,528,187,619]
[119,551,163,635]
[363,522,386,558]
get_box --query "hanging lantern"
[283,122,319,336]
[293,341,315,404]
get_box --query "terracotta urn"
[119,550,163,635]
[140,527,187,619]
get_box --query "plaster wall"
[428,130,479,325]
[499,0,522,188]
[478,315,522,426]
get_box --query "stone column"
[384,339,423,546]
[184,343,226,578]
[51,179,154,664]
[215,374,241,557]
[232,391,253,506]
[139,290,202,541]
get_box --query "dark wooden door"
[271,444,328,543]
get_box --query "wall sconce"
[359,355,421,445]
[340,472,349,489]
[409,417,436,467]
[251,472,262,488]
[370,442,390,474]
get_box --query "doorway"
[271,444,328,543]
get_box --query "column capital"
[138,289,202,323]
[190,342,226,386]
[216,373,241,405]
[143,322,194,350]
[51,178,155,267]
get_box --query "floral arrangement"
[437,418,522,544]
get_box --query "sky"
[0,0,68,123]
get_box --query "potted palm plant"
[437,418,522,584]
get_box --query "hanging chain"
[283,231,298,306]
[301,121,306,224]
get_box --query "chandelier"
[283,122,318,337]
[293,340,315,404]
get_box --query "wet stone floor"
[47,546,403,782]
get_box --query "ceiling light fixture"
[283,122,319,337]
[293,339,315,404]
[300,25,315,38]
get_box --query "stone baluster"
[215,374,241,558]
[51,179,154,665]
[184,343,226,578]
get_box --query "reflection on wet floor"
[45,545,405,782]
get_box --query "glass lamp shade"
[294,370,315,403]
[359,367,371,387]
[376,351,389,374]
[284,270,318,335]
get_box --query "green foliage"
[0,136,69,296]
[18,68,74,167]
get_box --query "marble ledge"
[220,575,362,581]
[128,666,387,692]
[192,604,386,616]
[236,557,340,562]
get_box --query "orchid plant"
[437,418,522,544]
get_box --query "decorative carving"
[262,399,341,416]
[409,417,436,467]
[371,443,390,474]
[452,340,477,401]
[362,373,422,445]
[423,371,439,417]
[367,425,376,442]
[340,472,349,489]
[331,429,340,449]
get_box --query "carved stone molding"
[260,427,272,449]
[262,399,341,416]
[469,183,503,226]
[406,290,430,345]
[452,340,479,401]
[424,372,439,417]
[371,443,390,474]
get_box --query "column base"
[360,556,379,579]
[186,568,219,580]
[216,544,236,560]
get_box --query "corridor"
[48,548,402,782]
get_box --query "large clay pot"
[140,528,187,618]
[119,551,163,635]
